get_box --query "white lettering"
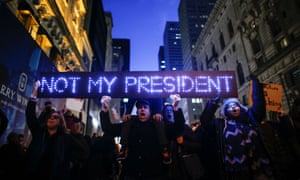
[125,76,137,93]
[150,76,163,93]
[0,84,16,100]
[38,72,236,98]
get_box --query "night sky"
[102,0,180,71]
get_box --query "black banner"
[38,71,237,98]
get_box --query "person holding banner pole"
[122,98,163,122]
[100,96,170,179]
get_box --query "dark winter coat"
[199,78,268,180]
[25,100,89,180]
[258,114,300,180]
[86,133,119,180]
[0,139,27,179]
[100,111,166,179]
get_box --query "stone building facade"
[192,0,300,116]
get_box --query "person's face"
[137,104,151,122]
[164,106,174,123]
[47,112,61,129]
[226,102,241,117]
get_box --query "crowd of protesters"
[0,75,300,180]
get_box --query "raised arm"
[171,94,185,136]
[200,95,220,129]
[100,96,122,137]
[0,109,8,137]
[25,81,41,133]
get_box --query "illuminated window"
[279,38,288,48]
[192,98,202,104]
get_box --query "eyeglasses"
[50,115,60,120]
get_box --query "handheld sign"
[263,83,283,112]
[38,71,237,98]
[249,82,283,112]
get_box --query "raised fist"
[101,96,111,111]
[31,80,40,98]
[211,92,222,104]
[170,94,181,108]
[33,80,40,90]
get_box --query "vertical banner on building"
[0,5,57,144]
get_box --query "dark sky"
[102,0,180,71]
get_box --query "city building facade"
[192,0,300,117]
[178,0,216,123]
[2,0,110,137]
[163,21,183,71]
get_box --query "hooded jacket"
[199,77,267,179]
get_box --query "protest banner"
[38,71,238,98]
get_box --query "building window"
[267,12,282,37]
[200,62,204,71]
[236,60,245,86]
[219,32,225,50]
[232,44,236,52]
[192,58,198,71]
[212,44,218,57]
[227,19,234,38]
[255,56,266,65]
[223,55,227,63]
[250,36,261,54]
[279,37,288,49]
[285,67,300,88]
